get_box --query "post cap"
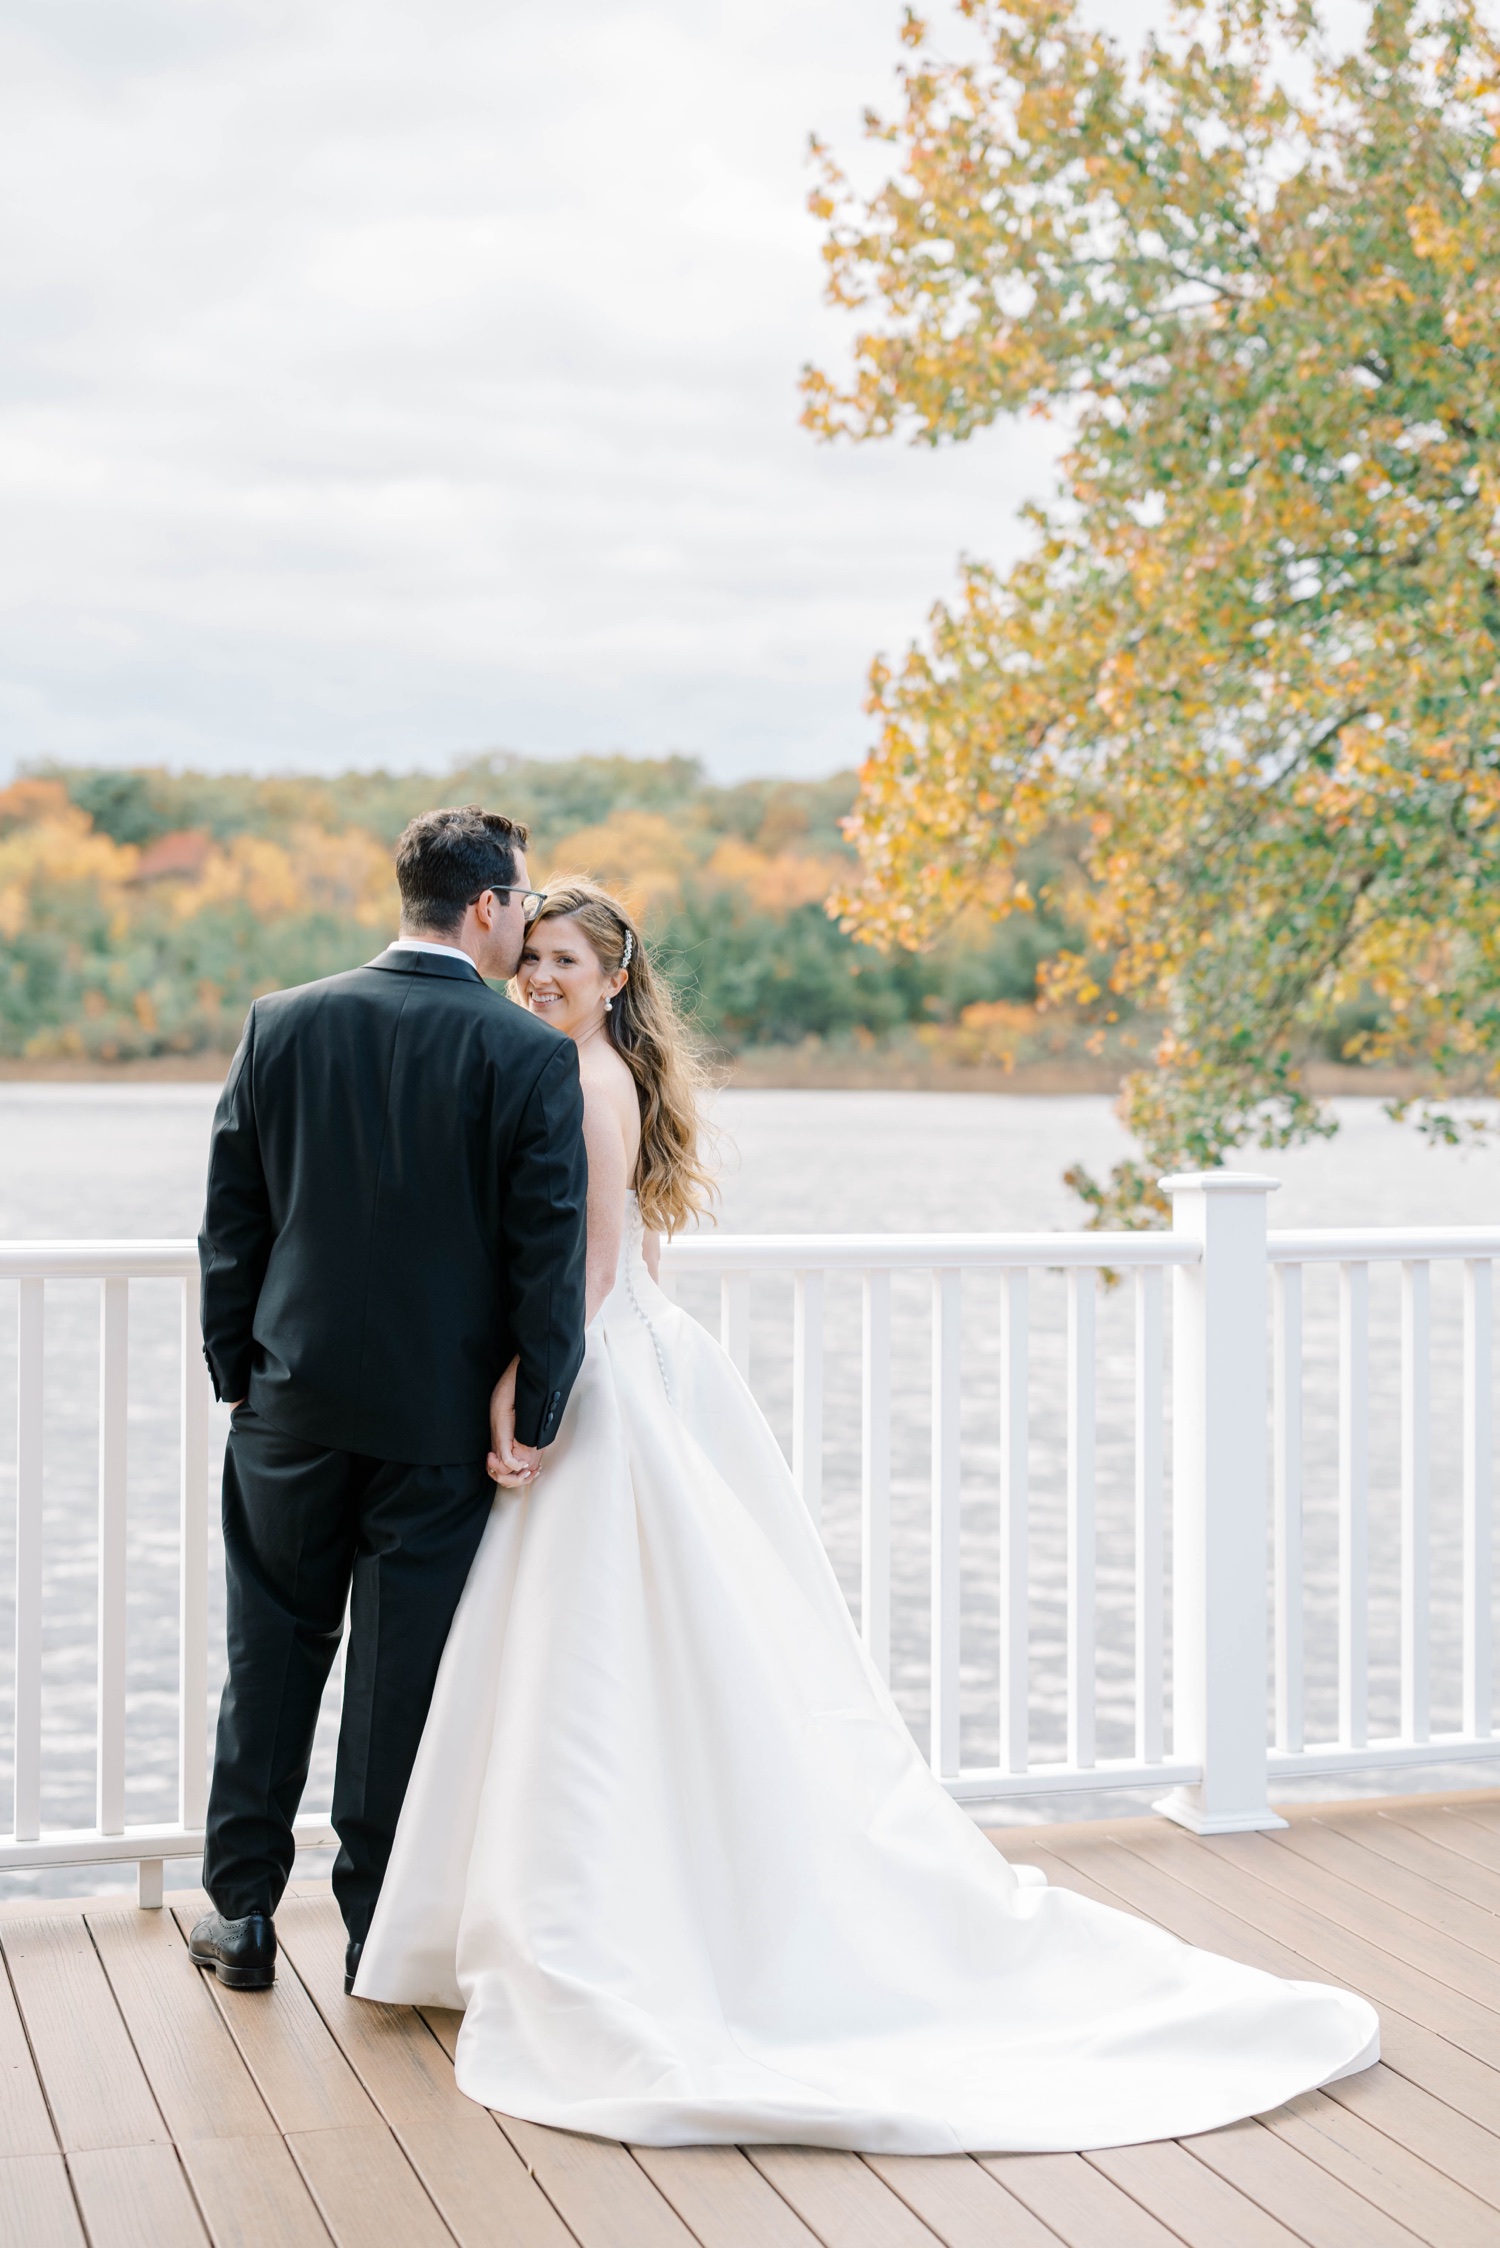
[1158,1170,1281,1196]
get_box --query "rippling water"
[2,1083,1498,1895]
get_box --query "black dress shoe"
[344,1938,363,1996]
[189,1909,276,1990]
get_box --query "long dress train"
[356,1196,1377,2152]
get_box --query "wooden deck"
[4,1790,1500,2248]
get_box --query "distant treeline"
[0,753,1081,1064]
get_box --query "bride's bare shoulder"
[577,1035,639,1138]
[577,1032,633,1096]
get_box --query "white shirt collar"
[388,937,481,974]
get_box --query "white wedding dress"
[356,1194,1378,2151]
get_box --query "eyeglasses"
[467,886,546,919]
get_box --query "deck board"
[67,2141,209,2248]
[277,1895,579,2248]
[169,1898,448,2246]
[2,1915,170,2153]
[2,1790,1497,2248]
[1119,1823,1500,2065]
[981,2152,1186,2246]
[416,2020,704,2248]
[87,1905,280,2145]
[0,1943,61,2158]
[87,1903,336,2245]
[1180,2115,1428,2248]
[1208,1829,1500,2004]
[862,2152,1066,2245]
[1266,1819,1500,1962]
[1401,1804,1500,1876]
[747,2144,946,2245]
[177,2134,335,2248]
[1323,2064,1500,2210]
[1446,1798,1500,1835]
[1299,1807,1500,1915]
[1034,1821,1500,2147]
[285,2121,456,2248]
[170,1892,379,2136]
[492,2116,701,2248]
[0,2152,85,2247]
[1259,2087,1500,2248]
[1086,2137,1304,2247]
[630,2144,827,2246]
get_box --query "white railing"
[659,1223,1199,1806]
[0,1241,333,1907]
[2,1172,1497,1900]
[1265,1223,1499,1783]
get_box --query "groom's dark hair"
[395,805,530,935]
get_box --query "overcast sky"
[0,0,1345,784]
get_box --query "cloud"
[0,0,1264,781]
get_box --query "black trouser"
[203,1408,493,1944]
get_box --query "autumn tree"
[807,0,1500,1219]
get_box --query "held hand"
[491,1437,543,1489]
[487,1357,545,1488]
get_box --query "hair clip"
[620,930,635,969]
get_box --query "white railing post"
[1156,1171,1286,1834]
[1066,1267,1097,1772]
[791,1271,824,1527]
[179,1280,211,1840]
[1133,1265,1165,1767]
[13,1278,44,1845]
[860,1270,892,1683]
[999,1269,1029,1774]
[1463,1259,1493,1740]
[719,1275,750,1383]
[97,1277,129,1839]
[1338,1261,1370,1750]
[929,1269,963,1778]
[1400,1260,1431,1746]
[1272,1262,1303,1754]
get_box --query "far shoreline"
[0,1051,1439,1098]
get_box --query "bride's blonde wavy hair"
[524,877,717,1238]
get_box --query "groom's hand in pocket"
[488,1356,544,1488]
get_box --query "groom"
[190,805,588,1994]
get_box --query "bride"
[354,877,1378,2153]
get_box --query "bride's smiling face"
[516,916,621,1039]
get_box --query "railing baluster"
[1067,1267,1096,1772]
[930,1269,962,1778]
[999,1268,1029,1774]
[97,1277,129,1837]
[1401,1260,1431,1746]
[13,1278,44,1844]
[1338,1261,1369,1752]
[179,1281,210,1834]
[791,1270,824,1527]
[1464,1258,1493,1740]
[860,1270,892,1683]
[1134,1265,1164,1767]
[1272,1263,1303,1755]
[719,1274,750,1382]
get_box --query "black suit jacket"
[199,948,589,1463]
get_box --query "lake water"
[2,1084,1498,1895]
